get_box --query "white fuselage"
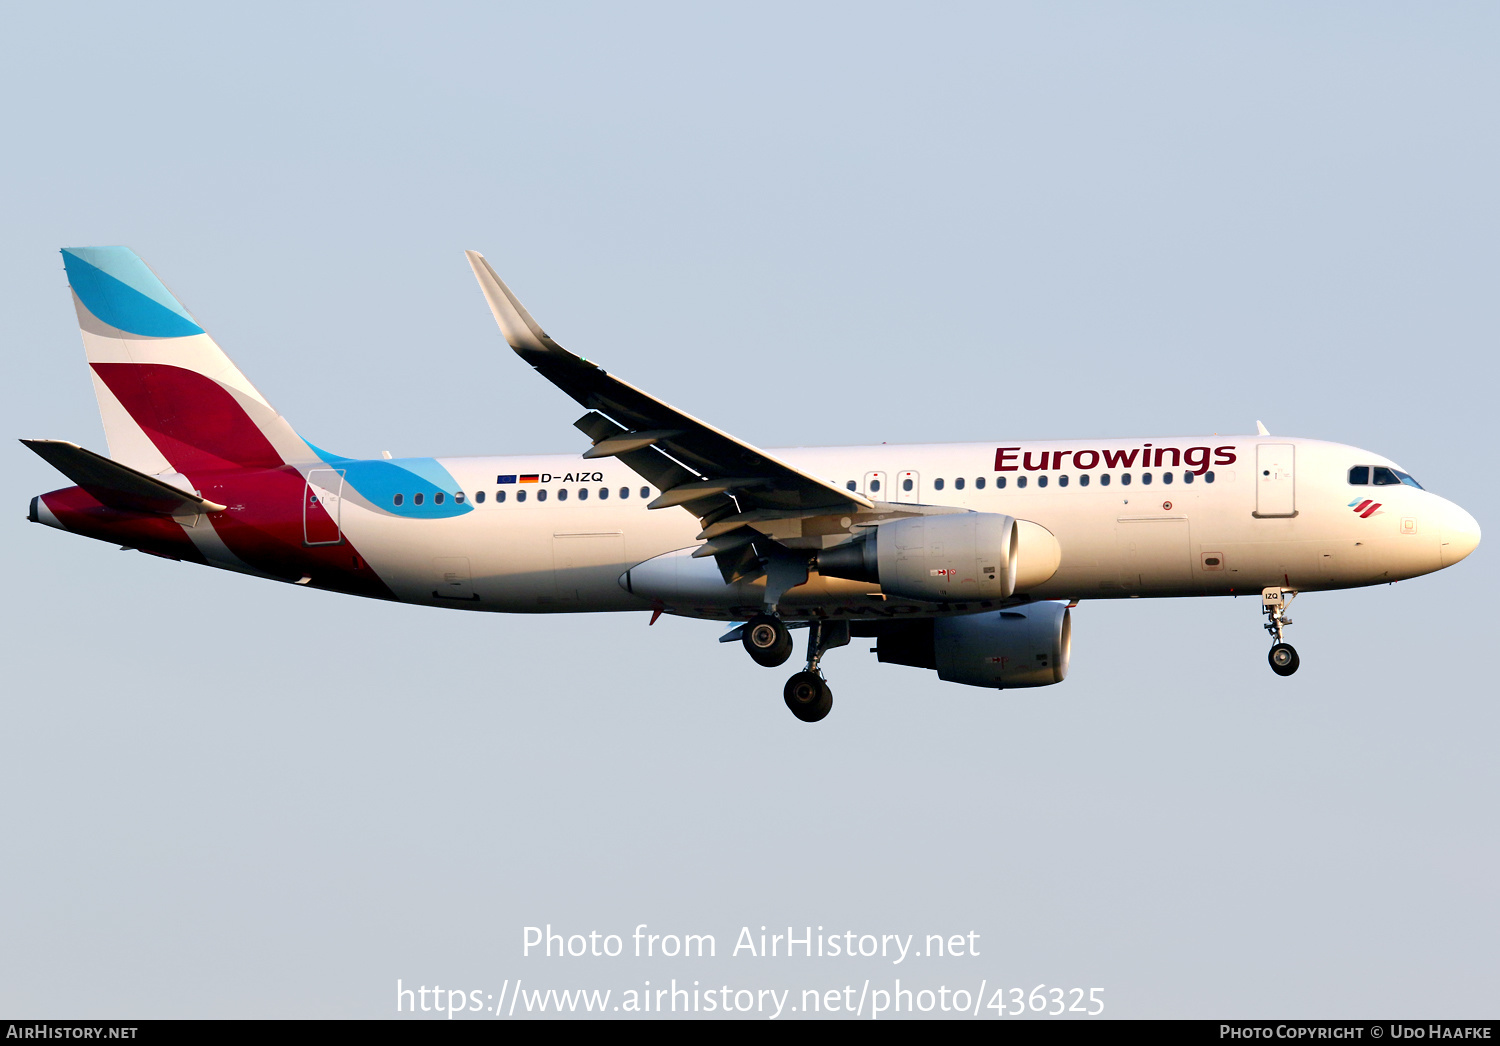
[293,436,1473,621]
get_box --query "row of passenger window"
[393,486,653,507]
[844,471,1216,494]
[1348,465,1422,489]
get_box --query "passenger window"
[934,478,945,491]
[902,478,913,492]
[1059,475,1069,487]
[1121,473,1131,486]
[538,489,548,502]
[975,477,985,490]
[414,493,424,506]
[1372,467,1400,486]
[1079,474,1089,487]
[516,490,526,502]
[1205,471,1215,483]
[496,490,506,503]
[1018,476,1028,489]
[558,488,568,501]
[870,479,881,493]
[475,491,485,503]
[599,487,609,500]
[955,477,965,490]
[455,492,466,504]
[995,477,1006,489]
[393,493,404,507]
[1182,472,1192,484]
[579,488,588,500]
[1162,472,1172,485]
[1037,475,1048,488]
[1348,466,1369,485]
[846,480,856,491]
[1101,474,1111,487]
[620,487,630,499]
[1142,473,1152,485]
[435,492,445,505]
[640,486,650,499]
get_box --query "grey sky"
[2,2,1495,1018]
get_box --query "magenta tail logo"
[1348,499,1382,518]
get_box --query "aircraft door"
[895,470,921,504]
[303,468,345,545]
[1254,444,1297,518]
[553,532,627,602]
[433,557,477,601]
[863,471,888,499]
[1116,518,1193,592]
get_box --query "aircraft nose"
[1439,503,1481,566]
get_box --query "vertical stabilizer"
[62,247,313,474]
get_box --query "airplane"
[25,247,1481,722]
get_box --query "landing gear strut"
[1262,587,1300,676]
[783,620,849,723]
[742,613,793,668]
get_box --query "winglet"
[1256,420,1270,436]
[464,250,562,358]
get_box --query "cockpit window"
[1350,463,1425,489]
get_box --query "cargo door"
[553,532,627,602]
[1116,518,1193,592]
[433,556,477,601]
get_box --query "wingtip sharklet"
[464,248,560,358]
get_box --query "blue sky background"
[2,2,1495,1018]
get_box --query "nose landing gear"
[1262,587,1300,676]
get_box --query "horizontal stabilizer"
[22,439,227,516]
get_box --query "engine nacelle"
[864,601,1072,689]
[818,513,1060,601]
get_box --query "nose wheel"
[1262,587,1300,676]
[1269,643,1299,676]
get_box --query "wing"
[466,250,885,587]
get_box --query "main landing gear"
[783,620,849,723]
[742,613,794,667]
[1262,586,1300,677]
[738,614,850,722]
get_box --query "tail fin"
[62,247,312,474]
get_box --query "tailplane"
[62,247,313,474]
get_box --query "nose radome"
[1440,504,1481,567]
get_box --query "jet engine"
[858,601,1072,689]
[817,514,1060,601]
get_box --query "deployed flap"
[464,250,873,529]
[21,439,227,516]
